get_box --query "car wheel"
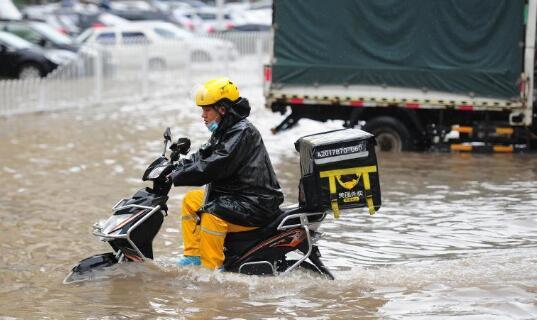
[148,58,166,71]
[191,50,211,63]
[18,63,43,79]
[363,116,413,152]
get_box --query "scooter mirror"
[163,127,172,142]
[175,137,191,155]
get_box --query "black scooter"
[64,128,334,284]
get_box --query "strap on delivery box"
[319,166,377,218]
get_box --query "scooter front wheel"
[63,252,118,284]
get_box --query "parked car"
[0,19,79,52]
[49,10,130,35]
[22,3,95,36]
[42,11,81,36]
[75,23,187,69]
[170,7,204,33]
[22,3,128,37]
[130,20,238,61]
[213,1,271,31]
[0,0,22,20]
[243,7,271,26]
[108,0,171,22]
[95,12,131,27]
[194,7,234,33]
[150,0,191,12]
[76,21,237,68]
[0,31,62,79]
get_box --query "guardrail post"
[94,46,103,104]
[256,34,264,76]
[141,43,149,99]
[37,78,46,112]
[223,34,230,76]
[184,43,192,95]
[0,80,9,115]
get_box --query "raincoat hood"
[215,97,251,134]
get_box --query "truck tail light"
[264,65,272,82]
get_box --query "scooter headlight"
[147,165,166,179]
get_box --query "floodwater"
[1,89,537,319]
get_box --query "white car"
[130,21,238,61]
[76,21,237,69]
[76,24,187,70]
[170,7,205,33]
[0,0,22,20]
[193,7,234,33]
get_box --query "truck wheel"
[363,116,412,152]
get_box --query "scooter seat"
[222,204,327,272]
[225,204,322,242]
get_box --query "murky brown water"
[1,90,537,319]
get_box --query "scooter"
[64,128,335,284]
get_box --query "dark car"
[0,31,57,79]
[0,19,79,52]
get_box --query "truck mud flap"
[271,113,301,134]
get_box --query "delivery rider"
[169,77,284,269]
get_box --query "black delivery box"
[294,129,381,217]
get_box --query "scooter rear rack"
[238,211,327,276]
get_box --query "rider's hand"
[170,150,180,162]
[164,162,183,187]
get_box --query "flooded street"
[1,88,537,319]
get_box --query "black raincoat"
[170,98,284,227]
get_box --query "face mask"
[206,120,219,132]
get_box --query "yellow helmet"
[195,77,240,107]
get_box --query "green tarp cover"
[273,0,524,99]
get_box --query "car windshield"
[75,29,93,43]
[196,12,231,20]
[31,22,73,45]
[0,31,34,49]
[197,12,216,20]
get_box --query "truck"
[264,0,537,152]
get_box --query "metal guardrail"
[0,31,270,116]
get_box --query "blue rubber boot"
[176,256,201,266]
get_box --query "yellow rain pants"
[181,189,257,269]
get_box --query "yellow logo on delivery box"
[319,166,377,218]
[336,174,360,190]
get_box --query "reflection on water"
[1,91,537,319]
